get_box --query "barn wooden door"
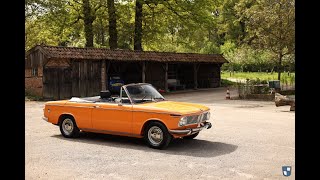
[43,68,59,100]
[72,60,101,98]
[43,67,72,100]
[59,68,72,99]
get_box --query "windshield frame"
[122,83,165,105]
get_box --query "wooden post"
[218,64,222,87]
[106,61,110,90]
[165,63,168,92]
[142,61,146,83]
[194,63,198,89]
[101,60,106,91]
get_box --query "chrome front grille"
[185,112,209,125]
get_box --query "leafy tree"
[140,0,221,53]
[25,0,77,49]
[243,0,295,79]
[25,0,295,75]
[77,0,105,47]
[116,1,135,49]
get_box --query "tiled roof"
[28,45,228,63]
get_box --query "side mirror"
[115,98,122,106]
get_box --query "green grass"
[220,79,237,87]
[221,71,295,85]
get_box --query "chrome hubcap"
[148,126,163,145]
[62,118,74,135]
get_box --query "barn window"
[32,68,38,76]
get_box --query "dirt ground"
[25,87,295,179]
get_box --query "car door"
[91,96,133,135]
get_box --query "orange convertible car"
[43,83,212,149]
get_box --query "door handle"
[94,105,100,108]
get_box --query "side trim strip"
[93,107,132,111]
[47,104,95,108]
[131,110,173,115]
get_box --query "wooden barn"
[25,45,228,100]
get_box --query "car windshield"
[125,84,165,104]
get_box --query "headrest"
[100,90,111,99]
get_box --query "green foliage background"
[25,0,295,72]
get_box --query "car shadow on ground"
[279,110,295,113]
[51,132,237,158]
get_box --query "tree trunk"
[134,0,143,51]
[277,53,283,80]
[57,17,67,46]
[101,23,105,46]
[107,0,118,49]
[274,93,295,111]
[83,0,95,47]
[239,20,246,44]
[98,18,105,46]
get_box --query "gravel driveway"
[25,88,295,179]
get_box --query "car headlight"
[178,117,187,127]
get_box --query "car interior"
[68,90,131,104]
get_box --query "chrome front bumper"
[42,117,48,122]
[169,122,212,135]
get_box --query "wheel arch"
[140,118,168,136]
[58,113,76,126]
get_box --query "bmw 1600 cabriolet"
[43,83,212,149]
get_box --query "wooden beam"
[106,61,110,90]
[101,60,106,91]
[194,63,198,89]
[196,63,201,71]
[164,63,168,92]
[142,61,146,83]
[160,64,165,71]
[217,64,221,87]
[101,60,111,91]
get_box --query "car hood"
[137,101,210,115]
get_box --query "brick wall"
[25,77,43,96]
[25,69,32,77]
[38,67,43,76]
[25,67,43,77]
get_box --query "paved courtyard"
[26,87,295,179]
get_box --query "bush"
[221,62,294,73]
[236,80,270,96]
[25,89,44,101]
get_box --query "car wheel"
[144,122,172,149]
[183,132,199,139]
[59,116,80,138]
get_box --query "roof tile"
[28,45,228,63]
